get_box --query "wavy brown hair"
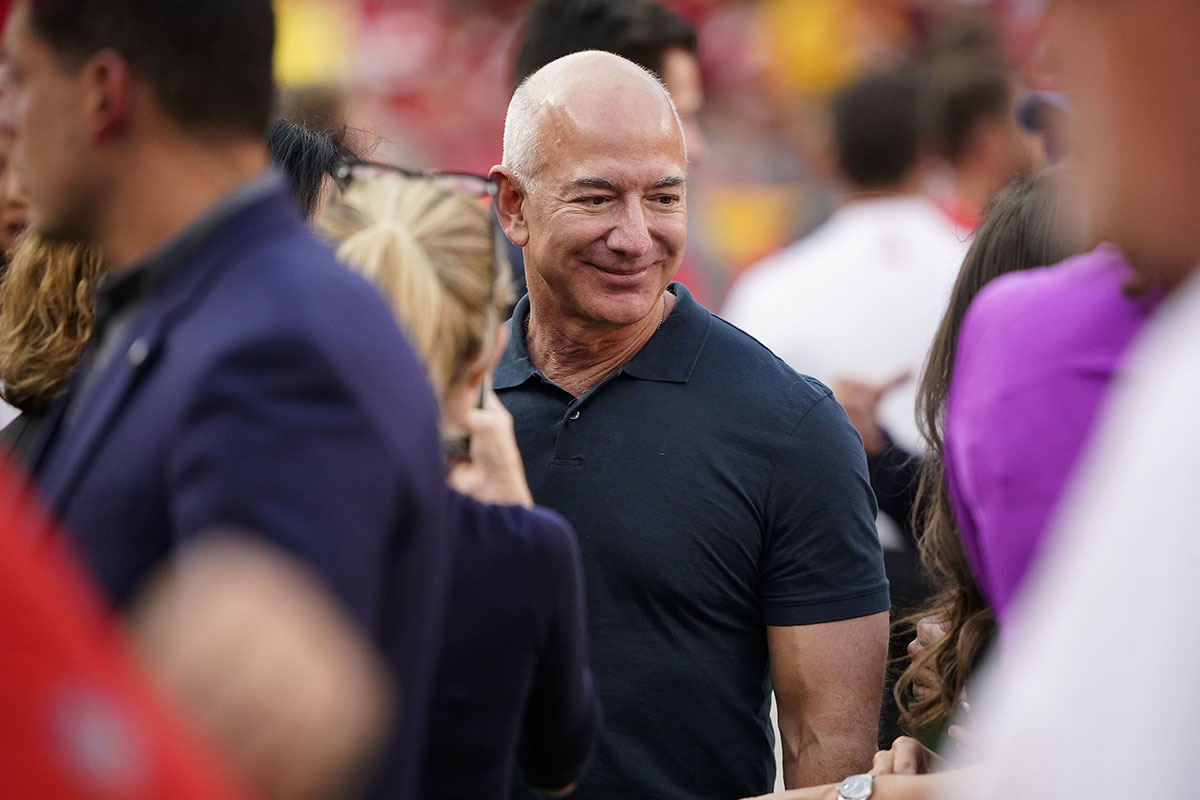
[895,166,1091,731]
[0,233,103,413]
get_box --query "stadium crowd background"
[274,0,1045,305]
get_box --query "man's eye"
[578,196,608,206]
[654,195,680,206]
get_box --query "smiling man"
[492,51,890,800]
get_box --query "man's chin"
[581,293,666,329]
[29,213,88,247]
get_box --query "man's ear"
[81,49,134,144]
[490,165,530,248]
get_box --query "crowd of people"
[0,1,1198,800]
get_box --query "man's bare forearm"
[783,729,877,789]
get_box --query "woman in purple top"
[944,244,1161,629]
[893,167,1096,735]
[318,169,599,798]
[749,170,1160,800]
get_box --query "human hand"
[132,534,393,800]
[871,736,947,776]
[906,615,950,703]
[447,389,534,508]
[831,372,911,455]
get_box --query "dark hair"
[267,119,356,221]
[513,0,697,88]
[929,55,1013,165]
[28,0,276,136]
[832,65,935,190]
[894,166,1091,731]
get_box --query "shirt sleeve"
[165,330,414,633]
[760,392,890,626]
[519,508,600,791]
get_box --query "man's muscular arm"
[769,612,889,788]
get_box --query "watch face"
[837,773,873,800]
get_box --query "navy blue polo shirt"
[497,283,889,800]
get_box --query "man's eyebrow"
[567,176,687,191]
[570,177,618,191]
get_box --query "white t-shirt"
[0,396,19,430]
[952,269,1200,800]
[722,196,968,452]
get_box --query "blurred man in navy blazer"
[4,1,448,796]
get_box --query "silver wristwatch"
[836,773,874,800]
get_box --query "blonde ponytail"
[317,175,512,411]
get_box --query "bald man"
[490,52,890,800]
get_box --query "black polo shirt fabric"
[497,283,889,800]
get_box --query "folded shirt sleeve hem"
[763,585,891,626]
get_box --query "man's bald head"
[502,50,686,189]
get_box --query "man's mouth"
[588,262,652,277]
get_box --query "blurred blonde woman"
[319,166,533,504]
[319,169,599,800]
[0,233,103,461]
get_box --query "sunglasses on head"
[333,159,497,202]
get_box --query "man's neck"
[98,136,270,272]
[843,172,923,204]
[526,291,673,397]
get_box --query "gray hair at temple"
[501,52,687,190]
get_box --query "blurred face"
[520,94,688,331]
[1046,0,1200,279]
[4,2,99,242]
[659,47,707,165]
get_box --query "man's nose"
[3,167,28,210]
[606,200,652,258]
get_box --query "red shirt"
[0,460,252,799]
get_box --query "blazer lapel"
[35,321,163,513]
[34,183,300,513]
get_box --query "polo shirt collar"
[495,282,710,390]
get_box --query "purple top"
[944,245,1160,628]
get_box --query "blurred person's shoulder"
[446,491,581,611]
[168,187,439,450]
[958,244,1160,379]
[449,491,577,563]
[723,222,839,312]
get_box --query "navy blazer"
[33,183,450,799]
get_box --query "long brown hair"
[895,166,1091,730]
[0,233,104,413]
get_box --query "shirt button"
[568,410,580,420]
[127,338,150,367]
